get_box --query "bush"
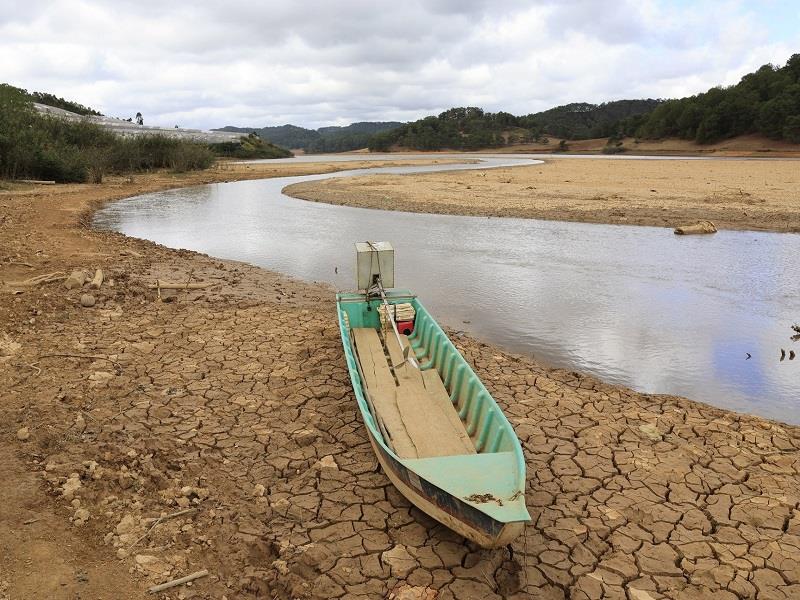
[601,144,627,154]
[209,133,292,159]
[169,142,215,172]
[31,145,89,182]
[0,84,217,182]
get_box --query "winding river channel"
[94,154,800,424]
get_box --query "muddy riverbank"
[1,161,799,599]
[284,157,800,232]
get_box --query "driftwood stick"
[90,268,104,289]
[8,261,34,268]
[148,570,208,594]
[9,271,66,286]
[38,353,119,367]
[146,282,220,290]
[25,363,41,376]
[18,179,56,185]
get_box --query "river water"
[93,155,800,424]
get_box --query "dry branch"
[38,353,120,367]
[130,507,198,549]
[148,570,208,594]
[146,281,220,290]
[8,271,66,286]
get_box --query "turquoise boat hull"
[337,290,530,548]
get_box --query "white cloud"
[0,0,797,129]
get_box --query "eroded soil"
[1,162,799,600]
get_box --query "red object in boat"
[396,320,414,336]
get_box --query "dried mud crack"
[1,163,800,599]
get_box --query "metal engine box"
[355,241,394,290]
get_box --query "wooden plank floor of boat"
[352,327,475,459]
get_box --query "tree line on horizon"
[367,54,800,151]
[217,121,404,153]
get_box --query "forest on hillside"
[368,54,800,151]
[367,101,659,151]
[638,54,800,143]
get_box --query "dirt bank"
[483,134,800,157]
[285,157,800,232]
[1,162,799,600]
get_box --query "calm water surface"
[94,155,800,424]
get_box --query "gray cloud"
[0,0,796,129]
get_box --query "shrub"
[0,85,217,182]
[601,144,627,154]
[169,142,215,172]
[209,133,292,159]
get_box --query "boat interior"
[340,294,517,461]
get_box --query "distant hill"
[370,54,800,151]
[215,121,403,153]
[532,100,662,140]
[367,101,660,151]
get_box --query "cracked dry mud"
[2,167,800,599]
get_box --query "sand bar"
[285,157,800,232]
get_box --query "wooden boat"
[336,288,530,548]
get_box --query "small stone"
[117,548,128,559]
[116,514,137,535]
[16,427,30,441]
[74,508,90,525]
[272,559,290,575]
[80,294,96,307]
[64,270,86,290]
[62,473,82,500]
[638,423,662,441]
[389,584,438,600]
[314,455,338,470]
[134,554,169,575]
[253,484,266,497]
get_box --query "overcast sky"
[1,0,798,130]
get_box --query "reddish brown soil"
[1,161,799,600]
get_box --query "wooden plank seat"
[352,327,475,459]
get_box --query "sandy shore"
[285,157,800,232]
[1,161,800,599]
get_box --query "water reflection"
[94,157,800,424]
